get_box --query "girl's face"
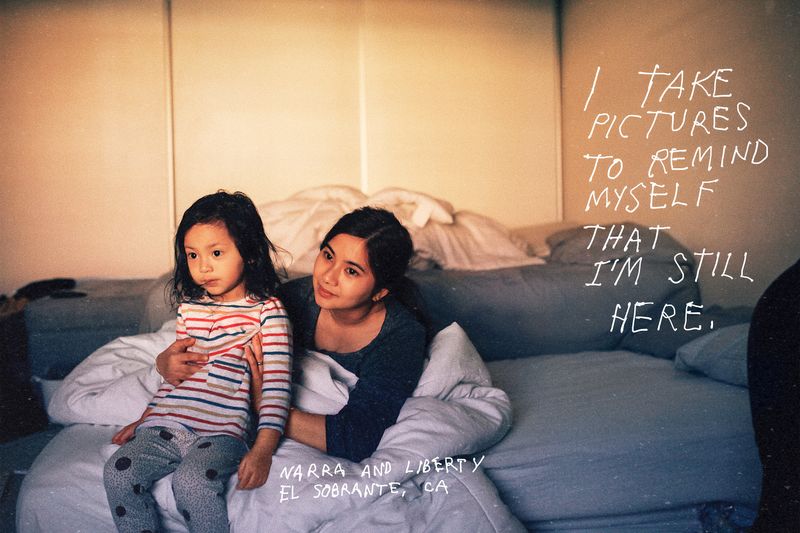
[312,233,388,312]
[184,222,246,302]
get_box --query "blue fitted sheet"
[25,278,154,379]
[483,350,761,531]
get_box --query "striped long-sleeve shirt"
[140,296,292,440]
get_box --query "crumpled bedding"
[22,322,523,532]
[257,185,543,273]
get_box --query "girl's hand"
[111,420,141,445]
[236,446,272,490]
[155,337,205,385]
[243,333,264,409]
[236,427,279,490]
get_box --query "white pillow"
[411,211,545,270]
[49,322,491,426]
[414,322,492,397]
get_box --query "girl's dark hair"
[321,206,429,332]
[171,191,281,304]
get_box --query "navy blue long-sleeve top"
[278,276,427,462]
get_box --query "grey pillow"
[674,323,750,387]
[410,259,699,361]
[547,222,691,265]
[138,272,176,333]
[619,305,752,359]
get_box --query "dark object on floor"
[0,306,48,443]
[49,290,88,299]
[747,258,800,532]
[13,278,76,301]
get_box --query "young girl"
[103,191,292,533]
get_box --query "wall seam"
[164,0,177,243]
[358,0,369,194]
[553,0,565,222]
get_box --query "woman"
[156,206,428,463]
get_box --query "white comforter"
[20,322,523,532]
[258,185,543,273]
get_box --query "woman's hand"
[243,333,263,409]
[155,337,205,385]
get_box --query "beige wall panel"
[362,0,560,228]
[170,0,362,216]
[0,0,172,295]
[560,0,800,307]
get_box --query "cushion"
[547,222,690,265]
[414,322,491,398]
[619,304,752,359]
[674,323,750,387]
[410,259,700,361]
[511,221,581,257]
[138,273,175,333]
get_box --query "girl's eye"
[187,252,197,260]
[213,250,222,257]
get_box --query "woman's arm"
[244,323,424,461]
[284,409,327,452]
[326,316,427,462]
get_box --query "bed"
[17,188,761,532]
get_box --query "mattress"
[25,278,155,380]
[484,350,761,531]
[18,349,761,532]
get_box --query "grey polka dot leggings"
[103,426,247,533]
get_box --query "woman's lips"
[316,284,335,299]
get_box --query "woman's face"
[312,233,387,311]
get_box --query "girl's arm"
[254,298,293,436]
[111,407,153,445]
[245,332,327,453]
[238,298,293,489]
[237,428,281,489]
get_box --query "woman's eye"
[323,251,333,260]
[345,267,358,277]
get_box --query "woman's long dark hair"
[170,191,281,305]
[321,206,429,334]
